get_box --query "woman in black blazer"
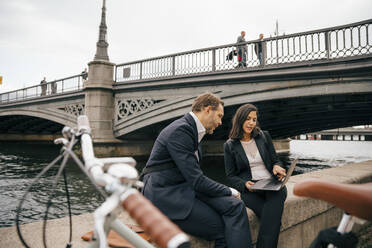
[224,103,287,248]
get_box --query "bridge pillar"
[84,60,119,143]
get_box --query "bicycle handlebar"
[122,191,189,248]
[293,179,372,221]
[77,115,190,248]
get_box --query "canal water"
[0,140,372,228]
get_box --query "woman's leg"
[257,187,287,248]
[241,190,266,218]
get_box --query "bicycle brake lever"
[54,138,69,146]
[62,126,73,139]
[107,164,144,190]
[107,164,138,180]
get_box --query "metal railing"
[0,74,85,104]
[1,19,371,104]
[115,19,372,83]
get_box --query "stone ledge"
[191,160,372,248]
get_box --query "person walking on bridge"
[236,31,248,67]
[51,80,57,94]
[81,68,88,81]
[141,93,253,248]
[40,77,47,96]
[255,33,264,65]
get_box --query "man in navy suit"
[142,93,252,247]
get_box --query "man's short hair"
[192,93,224,112]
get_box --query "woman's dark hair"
[229,103,261,139]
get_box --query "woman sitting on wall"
[224,103,287,248]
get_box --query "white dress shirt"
[189,111,206,143]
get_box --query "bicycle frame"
[55,124,155,248]
[87,192,155,248]
[75,115,190,248]
[16,115,189,248]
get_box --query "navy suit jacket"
[143,113,231,220]
[224,131,284,193]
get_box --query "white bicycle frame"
[73,115,188,248]
[55,122,154,248]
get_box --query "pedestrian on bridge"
[81,68,88,81]
[40,77,47,96]
[236,31,248,67]
[51,80,57,94]
[141,93,253,248]
[255,33,264,65]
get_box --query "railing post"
[62,80,64,93]
[276,38,279,64]
[212,49,216,72]
[172,56,176,76]
[140,62,143,80]
[325,31,330,59]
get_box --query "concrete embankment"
[1,160,371,248]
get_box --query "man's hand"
[245,181,255,192]
[235,192,241,200]
[230,187,241,200]
[273,165,286,181]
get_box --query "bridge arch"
[0,108,77,127]
[0,108,77,135]
[113,77,372,139]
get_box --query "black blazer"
[224,131,283,193]
[143,113,231,220]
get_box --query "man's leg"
[243,52,247,67]
[258,52,263,65]
[172,198,227,248]
[197,194,253,248]
[237,50,243,67]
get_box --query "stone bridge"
[0,19,372,149]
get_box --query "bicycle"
[293,178,372,248]
[16,115,191,248]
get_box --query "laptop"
[250,158,299,191]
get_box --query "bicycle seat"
[293,179,372,221]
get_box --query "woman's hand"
[273,165,286,181]
[245,181,255,192]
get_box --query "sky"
[0,0,371,93]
